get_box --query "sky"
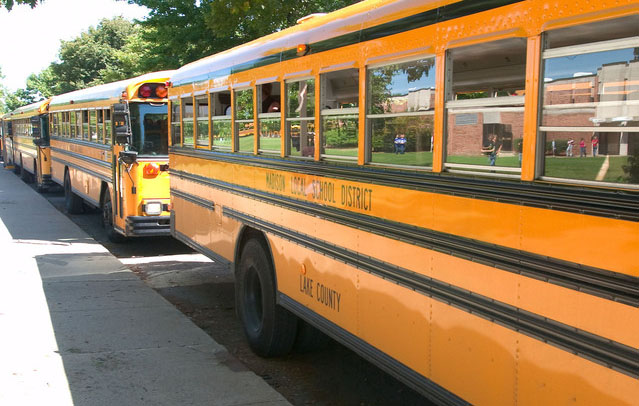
[0,0,150,91]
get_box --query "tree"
[0,67,9,113]
[125,0,218,71]
[125,0,360,69]
[4,88,42,111]
[205,0,360,49]
[48,17,143,94]
[0,0,38,11]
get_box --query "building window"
[286,79,315,158]
[195,96,209,147]
[540,16,639,186]
[210,91,232,149]
[182,97,194,147]
[367,57,436,167]
[444,38,526,175]
[258,82,281,154]
[320,68,359,159]
[235,88,254,153]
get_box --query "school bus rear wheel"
[236,238,297,357]
[101,191,126,243]
[64,171,84,214]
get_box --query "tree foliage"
[125,0,218,70]
[126,0,360,69]
[205,0,359,49]
[0,0,38,11]
[1,0,362,111]
[49,17,144,94]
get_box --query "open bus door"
[111,102,136,236]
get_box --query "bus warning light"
[139,84,153,98]
[296,44,309,56]
[155,84,168,98]
[143,163,160,177]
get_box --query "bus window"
[210,91,231,149]
[258,82,281,154]
[97,110,104,143]
[195,96,209,148]
[286,79,315,158]
[129,103,169,156]
[104,109,112,145]
[320,68,359,159]
[235,88,254,153]
[182,97,194,147]
[444,37,526,175]
[51,113,58,137]
[82,110,89,140]
[540,16,639,186]
[89,110,98,142]
[367,57,436,167]
[170,99,181,146]
[69,111,77,138]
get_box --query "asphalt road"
[38,185,430,406]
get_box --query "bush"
[545,139,568,155]
[622,151,639,183]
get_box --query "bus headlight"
[144,201,163,216]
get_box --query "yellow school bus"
[167,1,638,404]
[48,71,174,241]
[2,99,53,191]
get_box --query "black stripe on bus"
[51,156,111,184]
[51,136,112,151]
[224,207,639,379]
[281,294,470,405]
[173,228,232,268]
[176,0,525,85]
[171,189,215,211]
[170,148,639,222]
[170,167,638,307]
[51,146,112,172]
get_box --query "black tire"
[21,166,33,183]
[21,160,34,183]
[236,238,297,357]
[13,161,20,174]
[294,319,332,353]
[101,191,126,243]
[64,171,84,214]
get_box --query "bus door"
[111,103,136,232]
[34,114,51,189]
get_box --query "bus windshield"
[129,103,168,155]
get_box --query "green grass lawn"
[544,156,635,184]
[446,154,521,168]
[545,156,605,181]
[603,156,629,183]
[370,151,433,166]
[258,136,281,151]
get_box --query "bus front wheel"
[236,238,297,357]
[64,171,83,214]
[101,192,126,243]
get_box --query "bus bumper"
[125,216,171,237]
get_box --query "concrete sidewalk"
[0,166,290,406]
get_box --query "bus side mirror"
[113,103,131,145]
[119,150,138,165]
[33,138,46,147]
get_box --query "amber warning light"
[296,44,309,56]
[143,163,160,177]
